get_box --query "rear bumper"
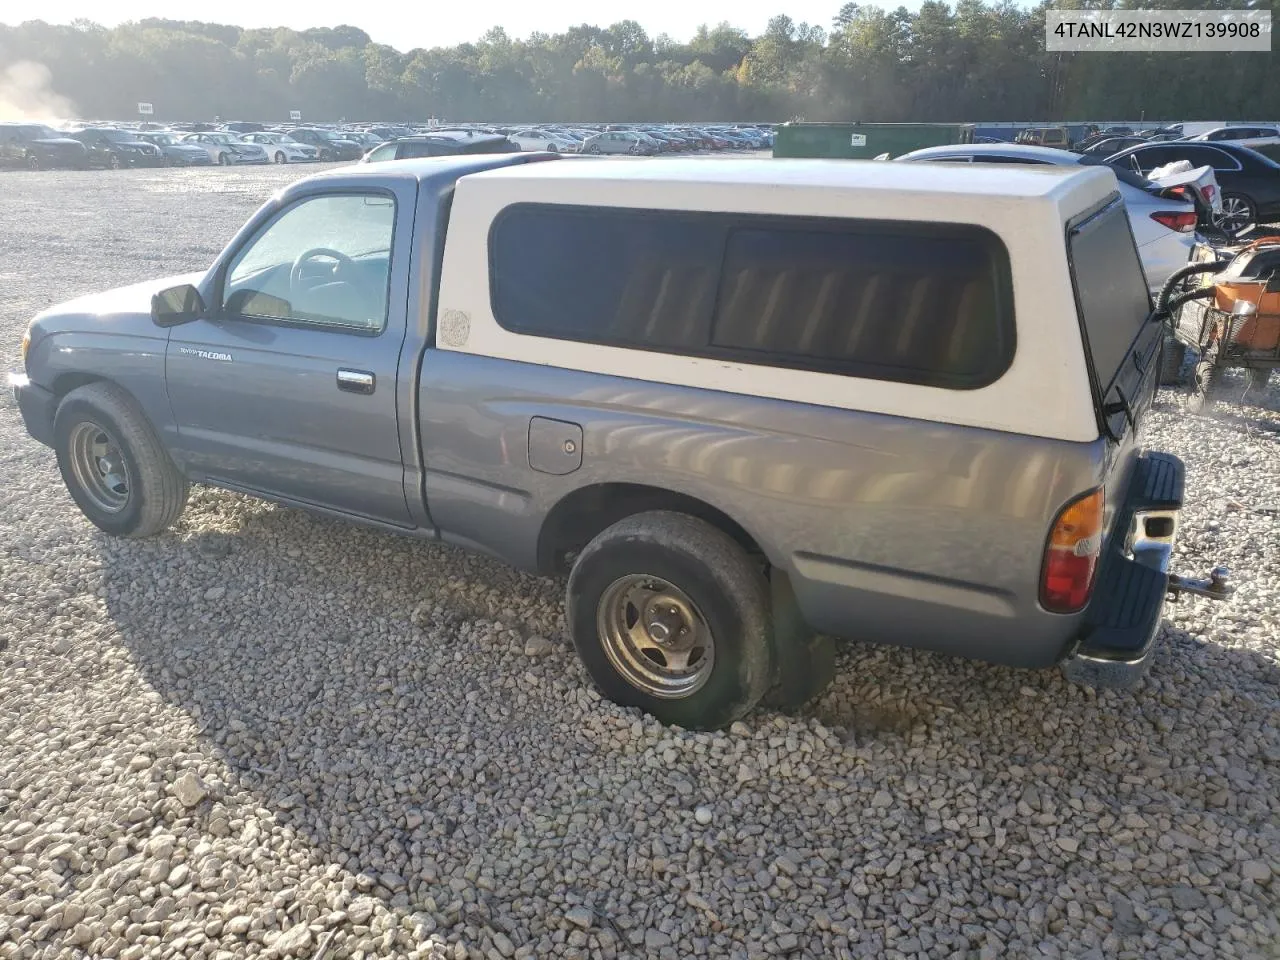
[1061,451,1184,688]
[10,374,56,448]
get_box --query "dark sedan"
[1105,140,1280,235]
[0,122,88,169]
[286,128,364,162]
[361,132,519,162]
[66,128,165,169]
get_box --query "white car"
[238,132,319,163]
[897,143,1197,293]
[507,129,580,154]
[180,132,269,165]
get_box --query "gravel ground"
[1,166,1278,960]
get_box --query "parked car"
[896,143,1198,292]
[0,122,88,169]
[1106,140,1280,235]
[134,131,214,166]
[65,127,165,169]
[1191,125,1280,142]
[361,132,519,162]
[13,155,1224,728]
[180,132,269,166]
[222,121,266,134]
[286,128,364,162]
[1015,126,1070,148]
[507,129,580,153]
[1078,136,1148,158]
[238,132,319,163]
[581,131,655,155]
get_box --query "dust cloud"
[0,61,76,123]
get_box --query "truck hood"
[32,272,207,338]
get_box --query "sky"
[2,0,940,50]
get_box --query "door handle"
[336,369,375,394]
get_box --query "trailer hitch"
[1167,566,1232,601]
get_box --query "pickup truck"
[11,154,1226,728]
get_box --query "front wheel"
[1248,367,1273,393]
[1215,193,1257,236]
[54,383,189,538]
[587,144,601,155]
[567,511,774,729]
[108,153,121,170]
[26,154,40,170]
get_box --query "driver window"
[223,193,396,332]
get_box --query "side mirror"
[152,284,205,327]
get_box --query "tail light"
[1150,211,1198,233]
[1041,489,1105,613]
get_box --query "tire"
[108,153,121,170]
[546,143,559,154]
[217,152,230,166]
[26,154,40,171]
[567,511,774,729]
[1159,339,1187,386]
[1216,193,1257,236]
[274,151,286,164]
[587,144,601,155]
[762,571,835,711]
[1248,367,1273,393]
[1188,343,1218,414]
[53,382,188,538]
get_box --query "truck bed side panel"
[418,352,1108,669]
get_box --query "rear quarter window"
[1067,198,1151,398]
[489,205,1014,389]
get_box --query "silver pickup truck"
[11,154,1224,729]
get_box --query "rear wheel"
[274,151,286,164]
[1215,193,1257,236]
[217,152,231,165]
[567,511,774,729]
[108,153,121,170]
[1248,367,1273,393]
[53,383,188,538]
[1159,339,1187,385]
[1188,343,1219,413]
[26,154,40,171]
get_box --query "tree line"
[0,1,1276,125]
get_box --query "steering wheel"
[289,247,357,294]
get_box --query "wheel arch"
[536,481,772,576]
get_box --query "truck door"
[165,182,417,527]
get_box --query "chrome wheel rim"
[1216,197,1253,234]
[67,421,130,513]
[596,575,714,698]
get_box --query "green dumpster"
[773,122,975,160]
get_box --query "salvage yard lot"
[0,166,1277,960]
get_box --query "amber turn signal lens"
[1041,488,1104,613]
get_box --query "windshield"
[1068,199,1152,399]
[20,125,62,139]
